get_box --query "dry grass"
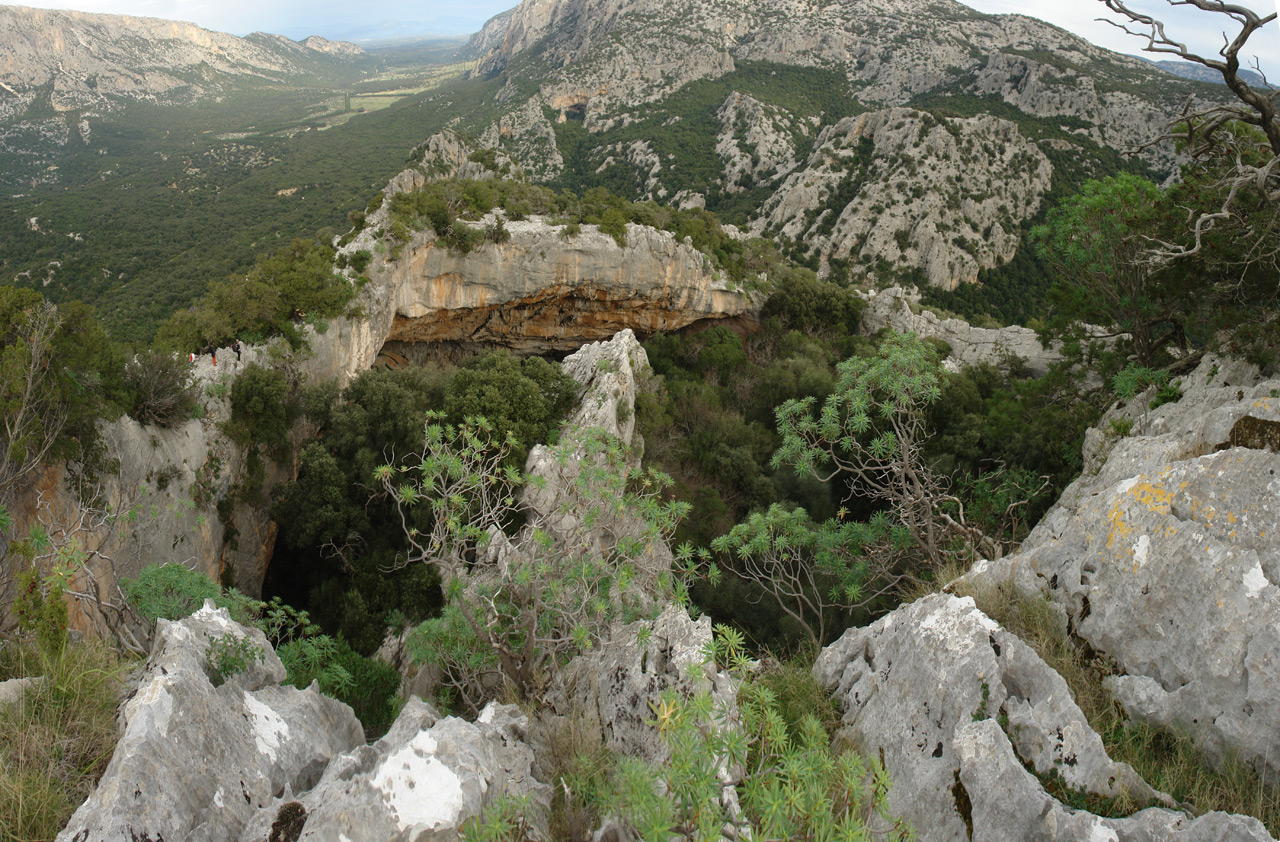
[944,574,1280,833]
[0,640,132,842]
[529,698,615,842]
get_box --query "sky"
[6,0,1279,78]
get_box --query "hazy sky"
[8,0,1279,78]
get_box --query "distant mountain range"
[0,0,1241,298]
[1148,58,1271,88]
[0,4,367,120]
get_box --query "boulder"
[814,593,1273,841]
[550,603,737,764]
[238,698,549,842]
[0,675,43,706]
[968,355,1280,780]
[56,602,364,842]
[955,718,1273,842]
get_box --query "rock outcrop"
[323,180,760,384]
[861,285,1065,375]
[967,354,1280,782]
[549,603,738,764]
[461,0,1217,285]
[815,593,1274,842]
[752,108,1052,290]
[0,675,42,706]
[56,603,365,842]
[8,341,282,640]
[59,603,548,842]
[237,698,548,842]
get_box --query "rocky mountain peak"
[0,5,366,114]
[462,0,1221,289]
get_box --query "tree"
[709,504,905,647]
[1032,173,1179,366]
[0,289,121,510]
[1099,0,1279,275]
[123,349,198,427]
[0,292,67,509]
[773,331,996,571]
[379,416,689,709]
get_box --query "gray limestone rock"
[814,594,1187,841]
[715,92,802,194]
[967,355,1280,781]
[56,603,364,842]
[517,329,672,602]
[238,698,549,842]
[0,675,43,706]
[861,286,1067,376]
[954,719,1273,842]
[327,203,760,383]
[549,603,737,764]
[751,108,1052,290]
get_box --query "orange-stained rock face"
[377,221,760,354]
[315,214,762,383]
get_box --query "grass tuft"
[0,640,133,842]
[948,574,1280,833]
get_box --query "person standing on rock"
[232,340,241,363]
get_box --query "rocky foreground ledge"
[53,603,547,842]
[815,352,1280,841]
[815,594,1272,841]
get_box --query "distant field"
[0,53,495,341]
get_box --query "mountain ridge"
[446,0,1224,289]
[0,3,367,117]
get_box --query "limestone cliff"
[7,344,283,641]
[9,162,758,640]
[473,0,1206,146]
[321,174,761,383]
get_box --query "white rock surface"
[237,698,549,842]
[815,593,1274,842]
[56,603,364,842]
[861,285,1065,375]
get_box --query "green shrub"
[484,218,511,244]
[1111,364,1170,401]
[121,564,400,734]
[123,349,198,427]
[155,238,353,353]
[330,641,403,739]
[122,563,261,630]
[761,268,865,335]
[472,628,909,841]
[598,208,629,248]
[206,632,265,685]
[348,250,373,274]
[228,363,296,460]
